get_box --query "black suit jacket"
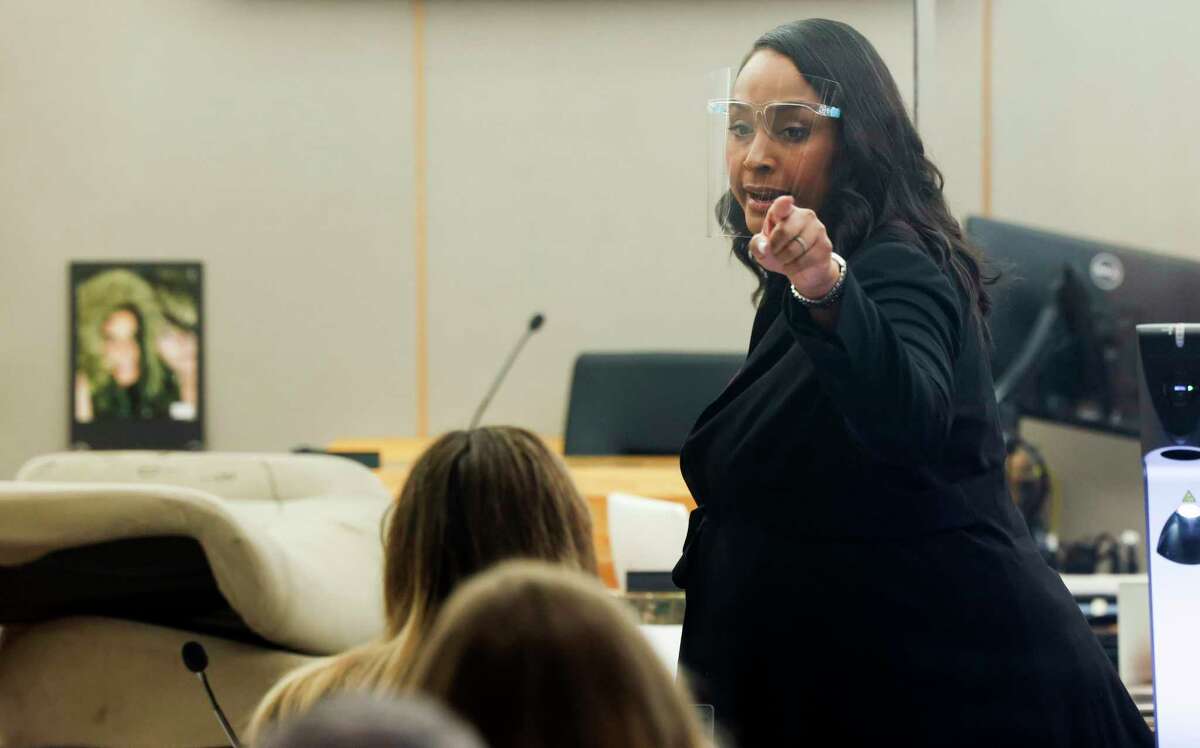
[673,233,1152,747]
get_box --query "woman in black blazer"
[673,19,1153,747]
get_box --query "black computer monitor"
[69,262,204,449]
[967,216,1200,438]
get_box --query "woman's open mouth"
[743,187,790,212]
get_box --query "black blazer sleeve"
[783,241,964,466]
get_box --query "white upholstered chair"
[0,451,393,747]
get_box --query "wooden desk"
[329,437,696,588]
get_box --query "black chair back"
[563,352,743,455]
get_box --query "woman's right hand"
[750,195,840,301]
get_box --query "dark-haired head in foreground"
[258,694,484,748]
[410,560,709,748]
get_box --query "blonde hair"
[408,561,709,748]
[248,427,596,742]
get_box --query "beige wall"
[0,0,914,477]
[422,0,915,434]
[0,0,419,478]
[923,0,984,222]
[992,0,1200,257]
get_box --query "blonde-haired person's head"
[409,560,709,748]
[248,427,596,741]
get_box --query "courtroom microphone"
[181,640,242,748]
[469,312,545,429]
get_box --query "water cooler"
[1137,323,1200,744]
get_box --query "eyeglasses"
[707,99,841,145]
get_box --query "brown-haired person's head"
[382,426,597,639]
[409,561,708,748]
[248,427,597,740]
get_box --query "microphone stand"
[181,641,241,748]
[469,313,544,429]
[195,670,241,748]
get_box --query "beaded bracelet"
[789,252,847,308]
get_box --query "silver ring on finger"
[791,235,809,256]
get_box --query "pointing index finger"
[764,195,795,238]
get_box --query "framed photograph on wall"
[69,262,204,450]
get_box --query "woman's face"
[727,50,837,235]
[101,308,141,388]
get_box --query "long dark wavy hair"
[721,19,993,327]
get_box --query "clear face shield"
[706,67,842,239]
